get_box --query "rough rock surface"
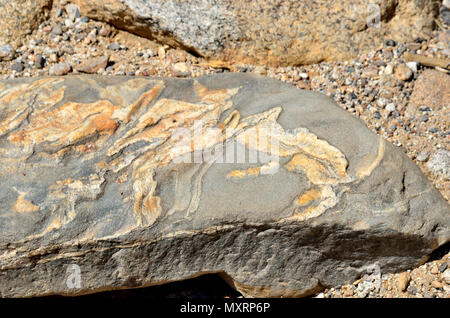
[408,69,450,110]
[0,0,53,49]
[68,0,440,66]
[427,150,450,179]
[0,74,448,298]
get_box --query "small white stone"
[443,269,450,284]
[377,98,386,107]
[384,64,394,75]
[173,62,189,73]
[299,72,308,79]
[444,0,450,9]
[64,18,74,28]
[65,3,81,22]
[158,47,165,59]
[386,103,396,112]
[406,62,418,73]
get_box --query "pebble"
[385,39,397,47]
[76,56,109,74]
[158,47,166,59]
[341,286,353,297]
[408,285,417,295]
[173,62,189,73]
[384,64,394,75]
[109,43,121,51]
[431,265,439,275]
[386,103,396,112]
[10,62,24,72]
[396,44,407,55]
[0,44,14,61]
[443,269,450,284]
[99,27,110,37]
[34,55,45,69]
[65,3,81,22]
[51,24,63,36]
[420,114,429,122]
[253,65,267,75]
[49,62,72,76]
[83,29,98,45]
[438,263,447,273]
[431,280,444,289]
[406,62,418,73]
[64,18,74,28]
[395,63,413,81]
[441,6,450,25]
[49,53,59,63]
[416,151,429,162]
[444,0,450,9]
[397,272,411,291]
[419,106,431,112]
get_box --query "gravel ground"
[0,1,448,298]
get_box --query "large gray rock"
[69,0,440,66]
[0,74,448,298]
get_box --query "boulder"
[0,74,448,298]
[0,0,53,49]
[68,0,440,66]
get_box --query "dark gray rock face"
[0,74,448,297]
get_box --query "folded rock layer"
[0,74,448,297]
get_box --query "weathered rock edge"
[68,0,440,66]
[0,74,448,298]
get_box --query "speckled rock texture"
[408,69,450,110]
[0,74,448,298]
[0,0,53,49]
[69,0,440,66]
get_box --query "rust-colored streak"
[296,188,322,206]
[285,153,340,185]
[227,167,260,179]
[90,114,119,135]
[123,82,164,123]
[14,193,40,213]
[0,79,65,138]
[8,100,120,151]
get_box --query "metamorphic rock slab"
[0,74,448,297]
